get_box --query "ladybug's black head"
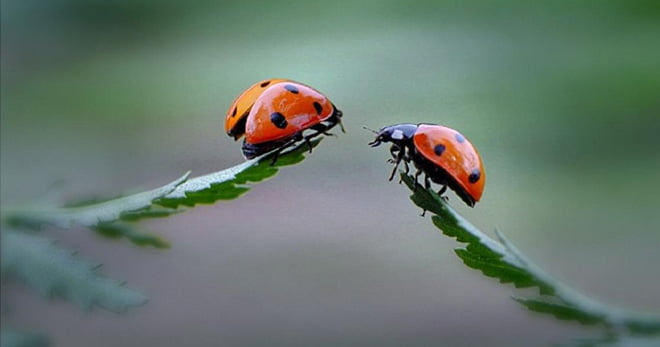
[368,123,418,147]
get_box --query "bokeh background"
[2,0,659,346]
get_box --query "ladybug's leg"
[402,151,410,174]
[309,115,343,137]
[398,160,410,184]
[269,145,287,165]
[388,144,400,162]
[304,137,314,153]
[388,147,405,181]
[414,169,422,185]
[268,134,302,165]
[438,184,449,202]
[388,160,400,181]
[268,115,343,165]
[424,174,431,189]
[310,123,336,137]
[301,120,341,151]
[397,147,411,183]
[270,153,280,165]
[286,131,313,154]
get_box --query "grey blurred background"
[2,0,659,346]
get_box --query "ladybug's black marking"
[434,144,446,156]
[231,107,237,117]
[455,133,465,143]
[270,112,288,129]
[284,84,299,94]
[313,101,323,115]
[468,168,481,183]
[260,81,271,88]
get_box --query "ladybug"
[225,79,343,159]
[369,123,485,207]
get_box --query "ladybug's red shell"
[225,78,289,139]
[412,124,485,203]
[244,82,335,144]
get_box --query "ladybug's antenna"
[362,126,378,134]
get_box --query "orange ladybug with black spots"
[225,79,343,159]
[369,123,485,207]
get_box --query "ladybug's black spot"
[270,112,288,129]
[313,101,323,115]
[284,84,299,94]
[468,169,481,183]
[455,133,465,143]
[434,144,446,156]
[260,81,271,88]
[231,107,237,117]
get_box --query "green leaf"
[559,335,660,347]
[93,223,171,248]
[5,172,190,229]
[513,297,604,325]
[156,139,320,208]
[5,139,322,230]
[400,173,660,337]
[0,329,49,347]
[454,249,542,289]
[118,205,184,222]
[1,229,147,312]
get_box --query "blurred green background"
[2,0,659,346]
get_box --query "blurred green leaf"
[0,329,49,347]
[93,223,171,248]
[5,139,321,230]
[6,172,190,229]
[513,297,604,325]
[401,173,660,338]
[557,335,660,347]
[0,229,147,312]
[118,205,183,222]
[0,139,324,322]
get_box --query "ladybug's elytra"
[225,79,343,159]
[369,123,485,207]
[225,78,289,140]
